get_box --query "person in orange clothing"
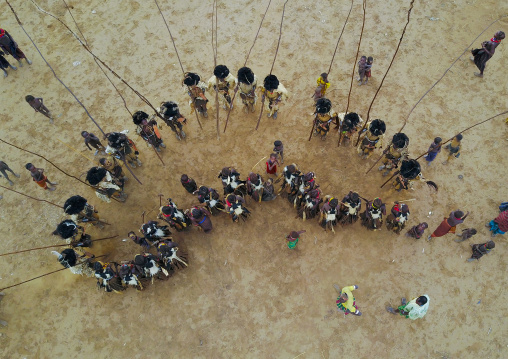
[25,163,57,191]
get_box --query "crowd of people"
[0,27,505,322]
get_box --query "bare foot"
[474,72,483,78]
[386,306,396,314]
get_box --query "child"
[442,134,462,164]
[286,230,305,249]
[364,56,373,84]
[357,56,367,85]
[26,95,53,123]
[312,72,330,102]
[454,228,477,242]
[405,222,428,239]
[273,140,284,163]
[334,284,362,316]
[25,163,57,191]
[180,174,198,194]
[467,240,495,262]
[424,137,442,166]
[266,153,279,176]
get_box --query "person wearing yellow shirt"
[312,73,330,102]
[334,284,362,316]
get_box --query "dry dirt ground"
[1,0,508,358]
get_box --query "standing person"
[297,189,322,220]
[0,28,31,66]
[53,219,92,247]
[25,95,53,123]
[63,195,104,229]
[312,98,338,141]
[0,161,20,186]
[52,248,95,277]
[158,199,191,232]
[132,111,166,152]
[406,222,428,239]
[266,153,279,176]
[261,178,277,201]
[85,166,127,203]
[286,230,305,249]
[454,228,477,242]
[386,295,430,320]
[188,207,213,233]
[208,65,237,110]
[183,72,208,117]
[196,186,226,215]
[180,174,197,194]
[358,119,386,159]
[467,241,495,262]
[81,131,106,156]
[364,56,373,84]
[424,137,442,166]
[127,231,151,252]
[428,210,469,241]
[334,284,362,316]
[273,140,284,164]
[339,112,362,143]
[319,197,340,232]
[378,133,410,176]
[260,74,288,120]
[312,72,330,102]
[237,66,257,113]
[0,50,16,77]
[99,156,128,185]
[158,101,187,140]
[360,198,386,231]
[225,194,251,222]
[247,172,265,202]
[386,202,410,234]
[471,31,505,77]
[25,163,57,191]
[357,56,367,85]
[337,191,362,226]
[218,167,246,196]
[105,132,142,168]
[486,209,508,237]
[442,134,462,165]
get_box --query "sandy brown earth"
[1,0,508,358]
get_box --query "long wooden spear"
[223,0,272,133]
[354,0,415,147]
[366,15,507,174]
[338,0,366,147]
[212,0,221,139]
[256,0,289,131]
[0,236,118,257]
[153,0,203,131]
[0,254,108,291]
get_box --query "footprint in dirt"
[323,308,334,319]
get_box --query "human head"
[25,95,34,102]
[286,164,296,174]
[94,261,103,272]
[248,172,257,181]
[237,66,254,84]
[486,240,495,249]
[470,228,477,235]
[420,222,428,229]
[25,163,34,171]
[434,137,442,144]
[350,192,359,202]
[416,296,427,306]
[191,208,203,218]
[330,198,338,207]
[128,231,136,238]
[316,98,332,114]
[343,112,360,131]
[81,131,89,138]
[367,56,373,63]
[337,292,348,303]
[360,56,366,62]
[132,110,149,125]
[226,194,236,203]
[183,72,200,86]
[54,219,78,239]
[289,231,299,239]
[401,204,410,214]
[392,133,409,149]
[455,134,463,141]
[181,174,189,182]
[63,195,87,215]
[373,198,382,209]
[86,167,107,186]
[214,65,230,80]
[454,210,464,218]
[161,206,173,216]
[320,72,328,81]
[369,119,386,136]
[263,75,279,91]
[274,140,282,148]
[494,31,505,40]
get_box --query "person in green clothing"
[285,230,305,249]
[386,295,429,320]
[334,284,362,316]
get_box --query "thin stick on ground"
[223,0,272,133]
[354,0,415,147]
[256,0,289,131]
[0,185,63,209]
[338,0,366,147]
[366,15,506,173]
